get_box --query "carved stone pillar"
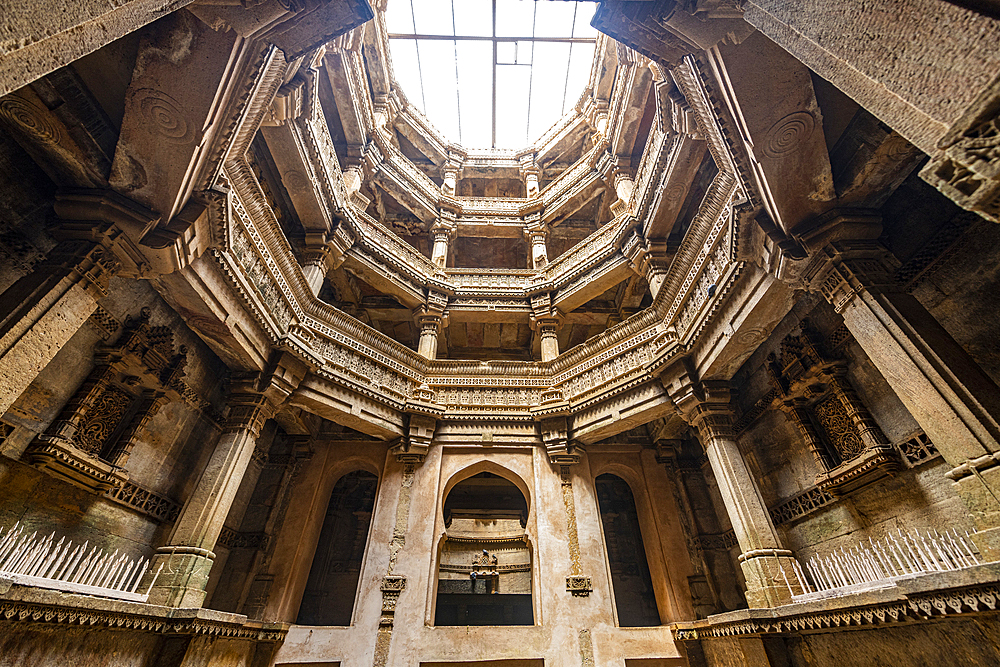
[0,240,120,417]
[671,379,803,607]
[430,222,455,269]
[416,315,442,359]
[343,164,363,196]
[441,160,462,197]
[614,172,635,210]
[300,243,342,297]
[625,232,672,299]
[517,151,541,198]
[525,225,549,269]
[803,225,1000,555]
[146,389,276,607]
[538,320,561,362]
[657,439,724,618]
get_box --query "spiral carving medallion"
[0,96,62,143]
[762,111,815,158]
[135,88,192,143]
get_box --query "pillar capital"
[669,378,735,442]
[518,151,541,197]
[393,409,438,464]
[524,222,549,268]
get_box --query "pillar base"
[145,546,216,607]
[738,549,803,608]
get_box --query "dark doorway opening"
[297,470,378,625]
[596,473,661,626]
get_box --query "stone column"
[518,153,541,198]
[538,319,560,362]
[614,172,635,209]
[300,243,343,297]
[430,223,454,269]
[343,164,363,196]
[416,314,442,359]
[0,240,120,417]
[525,226,550,269]
[442,162,461,197]
[806,233,1000,555]
[146,390,276,607]
[672,380,803,607]
[625,232,672,299]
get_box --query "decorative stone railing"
[0,524,162,603]
[205,58,749,424]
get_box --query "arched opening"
[435,471,533,626]
[296,470,378,625]
[596,473,661,627]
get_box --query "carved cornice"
[673,565,1000,641]
[0,590,287,641]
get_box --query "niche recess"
[596,473,661,627]
[297,470,378,626]
[435,471,533,626]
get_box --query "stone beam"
[260,92,337,239]
[392,110,448,168]
[607,54,654,159]
[110,9,263,224]
[0,0,196,98]
[744,0,1000,157]
[571,378,674,445]
[324,50,371,147]
[642,135,708,240]
[341,248,426,309]
[552,254,634,314]
[706,31,836,234]
[287,374,406,441]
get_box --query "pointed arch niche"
[596,473,661,627]
[434,469,533,626]
[296,470,378,626]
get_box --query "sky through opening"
[386,0,598,150]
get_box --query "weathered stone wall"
[272,444,690,666]
[0,277,227,560]
[730,295,972,567]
